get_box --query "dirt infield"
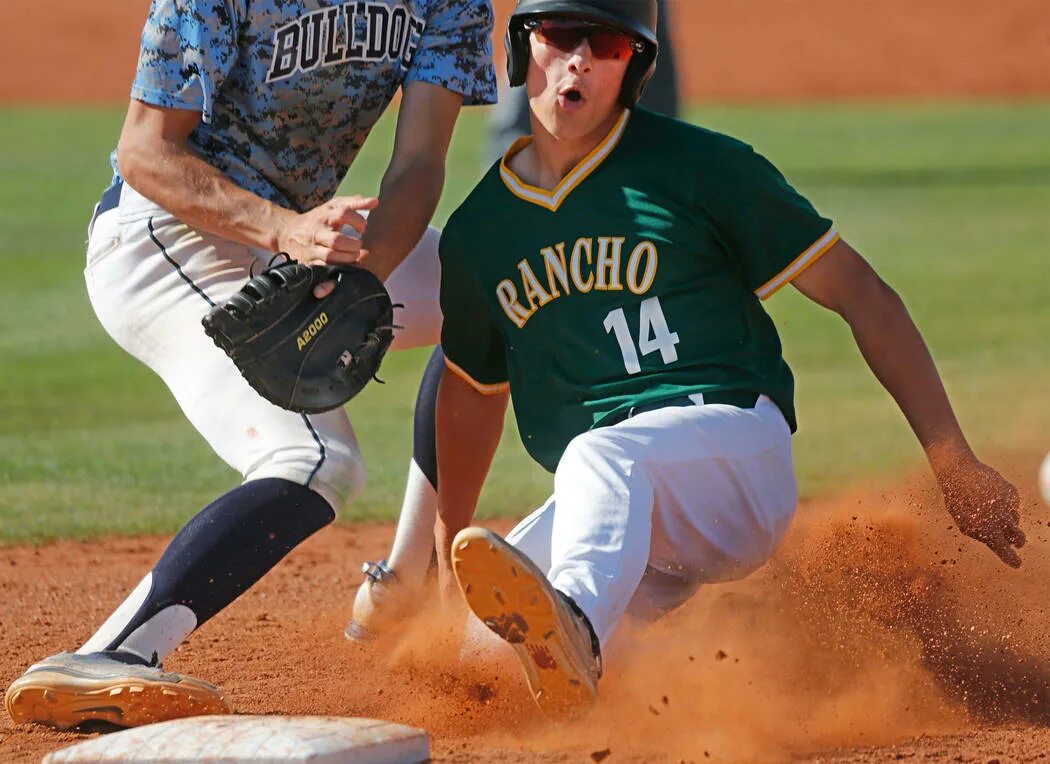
[3,451,1050,763]
[2,0,1049,103]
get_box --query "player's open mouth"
[558,87,585,108]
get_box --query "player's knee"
[308,442,368,512]
[243,439,367,514]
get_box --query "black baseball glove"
[202,257,396,414]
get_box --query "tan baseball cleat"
[451,527,601,718]
[4,651,228,730]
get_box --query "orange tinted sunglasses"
[525,19,645,61]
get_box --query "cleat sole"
[5,669,228,730]
[452,528,596,717]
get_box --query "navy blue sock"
[102,478,334,651]
[411,345,444,489]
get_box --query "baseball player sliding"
[5,0,495,730]
[383,0,1024,716]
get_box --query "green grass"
[1,102,1047,544]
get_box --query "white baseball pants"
[505,395,797,649]
[84,182,442,511]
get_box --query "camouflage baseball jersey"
[439,108,838,472]
[115,0,496,212]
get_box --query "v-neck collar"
[499,109,631,212]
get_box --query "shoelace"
[558,592,603,678]
[361,559,398,586]
[94,649,162,669]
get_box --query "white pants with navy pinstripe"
[84,182,442,512]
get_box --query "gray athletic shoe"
[345,559,414,643]
[4,650,228,729]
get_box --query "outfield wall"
[2,0,1049,104]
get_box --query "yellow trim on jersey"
[499,109,631,212]
[444,357,510,396]
[755,227,840,300]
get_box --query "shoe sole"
[452,528,596,717]
[5,668,229,730]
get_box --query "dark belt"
[89,179,124,234]
[603,390,760,427]
[97,179,124,216]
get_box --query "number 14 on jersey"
[603,296,680,375]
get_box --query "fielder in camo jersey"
[427,0,1023,717]
[4,0,495,730]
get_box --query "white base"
[43,715,429,763]
[1040,452,1050,506]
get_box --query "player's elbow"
[117,101,200,192]
[859,270,903,313]
[115,138,153,192]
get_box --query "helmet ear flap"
[505,20,532,88]
[619,46,657,107]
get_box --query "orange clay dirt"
[3,451,1050,763]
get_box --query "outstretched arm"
[434,366,509,601]
[792,239,1024,567]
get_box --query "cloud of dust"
[372,463,1050,761]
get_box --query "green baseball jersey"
[440,108,837,472]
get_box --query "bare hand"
[276,195,378,267]
[937,457,1024,567]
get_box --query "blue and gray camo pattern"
[119,0,496,212]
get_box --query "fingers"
[331,194,380,210]
[297,229,368,267]
[971,512,1026,567]
[955,510,1025,568]
[313,280,336,299]
[990,538,1023,569]
[981,515,1025,567]
[1004,520,1026,549]
[992,482,1026,550]
[281,196,378,263]
[314,228,365,256]
[323,196,379,234]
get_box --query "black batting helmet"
[506,0,659,108]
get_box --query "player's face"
[525,18,635,141]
